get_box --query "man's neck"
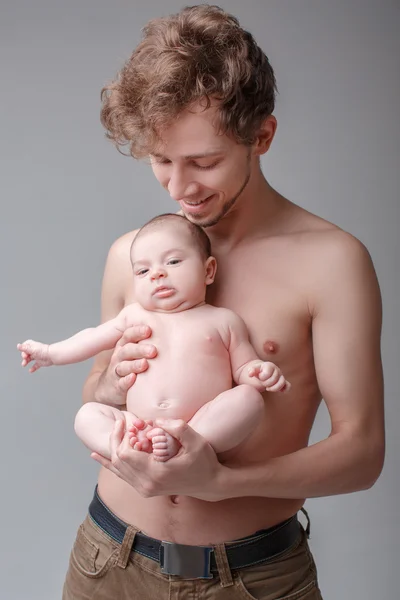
[206,174,288,251]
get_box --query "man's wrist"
[211,462,246,501]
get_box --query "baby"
[18,214,290,462]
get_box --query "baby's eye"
[136,268,149,276]
[167,259,181,266]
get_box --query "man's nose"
[167,167,198,201]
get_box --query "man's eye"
[194,162,219,170]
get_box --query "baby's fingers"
[266,375,290,393]
[28,362,41,374]
[260,366,280,384]
[19,351,32,367]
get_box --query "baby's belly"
[126,359,233,422]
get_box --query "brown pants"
[63,513,323,599]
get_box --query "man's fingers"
[117,326,153,346]
[117,372,137,392]
[154,419,201,448]
[90,452,122,478]
[110,418,126,459]
[115,358,149,378]
[118,342,156,358]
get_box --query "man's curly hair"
[100,4,277,158]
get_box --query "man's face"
[150,103,253,228]
[131,224,212,312]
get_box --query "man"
[62,5,384,599]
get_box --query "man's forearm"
[217,429,385,501]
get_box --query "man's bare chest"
[206,252,311,368]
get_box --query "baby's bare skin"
[119,302,287,460]
[18,221,288,465]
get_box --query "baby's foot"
[146,427,181,462]
[128,419,153,453]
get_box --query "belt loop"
[213,544,234,587]
[300,507,311,539]
[116,525,138,569]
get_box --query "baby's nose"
[151,268,166,280]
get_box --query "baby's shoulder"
[119,302,149,326]
[206,305,245,331]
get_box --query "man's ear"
[205,256,217,285]
[252,115,278,156]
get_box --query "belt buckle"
[160,541,213,579]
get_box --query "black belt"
[89,488,301,579]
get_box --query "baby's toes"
[151,435,168,450]
[153,453,170,462]
[140,438,152,453]
[129,435,138,448]
[146,427,164,440]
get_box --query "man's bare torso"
[124,304,237,422]
[98,205,338,544]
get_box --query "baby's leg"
[188,384,264,453]
[74,402,141,459]
[148,385,264,460]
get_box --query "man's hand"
[91,418,228,501]
[94,325,157,406]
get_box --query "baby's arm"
[226,311,290,393]
[18,308,130,372]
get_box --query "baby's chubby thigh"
[74,403,139,453]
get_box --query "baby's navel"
[263,340,279,354]
[158,401,170,409]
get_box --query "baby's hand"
[17,340,52,373]
[248,361,291,393]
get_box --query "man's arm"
[218,233,385,499]
[82,231,157,407]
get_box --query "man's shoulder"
[301,225,378,316]
[285,206,369,261]
[303,226,371,266]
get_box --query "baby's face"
[131,224,213,312]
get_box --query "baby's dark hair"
[131,213,212,261]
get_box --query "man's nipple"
[263,340,279,354]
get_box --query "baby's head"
[130,214,217,312]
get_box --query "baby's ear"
[205,256,217,285]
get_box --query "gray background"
[1,0,399,598]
